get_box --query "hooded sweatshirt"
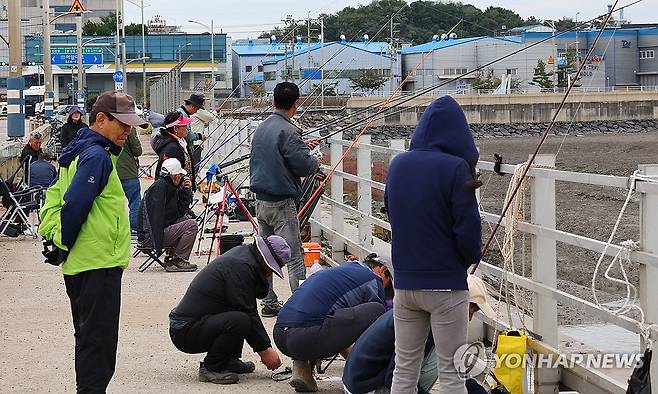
[384,96,482,290]
[59,106,87,149]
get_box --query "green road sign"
[51,47,103,55]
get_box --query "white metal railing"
[305,134,658,394]
[351,84,658,98]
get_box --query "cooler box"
[303,242,321,267]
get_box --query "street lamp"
[126,56,150,65]
[189,19,215,109]
[177,42,192,65]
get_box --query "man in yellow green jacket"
[39,91,147,392]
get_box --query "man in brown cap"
[39,91,148,393]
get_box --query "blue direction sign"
[51,47,103,65]
[113,70,124,83]
[51,53,103,65]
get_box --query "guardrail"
[301,133,658,393]
[353,85,658,97]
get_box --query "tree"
[83,12,146,36]
[557,48,581,88]
[349,69,387,94]
[531,59,554,89]
[554,17,577,31]
[471,69,501,90]
[248,82,266,97]
[310,82,338,96]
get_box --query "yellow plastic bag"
[493,330,527,394]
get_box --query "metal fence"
[295,132,658,394]
[148,58,189,115]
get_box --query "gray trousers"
[256,199,305,306]
[163,218,198,261]
[392,289,469,394]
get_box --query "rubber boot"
[290,360,318,392]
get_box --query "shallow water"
[560,323,640,354]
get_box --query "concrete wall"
[347,91,658,125]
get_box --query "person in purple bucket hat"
[168,235,291,385]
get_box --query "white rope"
[591,170,658,346]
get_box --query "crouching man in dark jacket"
[274,261,391,392]
[169,235,290,384]
[137,158,197,272]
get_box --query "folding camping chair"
[133,241,171,272]
[0,176,43,238]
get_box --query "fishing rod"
[295,5,409,117]
[470,0,623,274]
[296,21,466,219]
[200,6,411,168]
[199,28,299,146]
[306,0,642,141]
[200,30,364,169]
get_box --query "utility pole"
[7,0,24,137]
[115,0,122,91]
[76,13,84,109]
[389,14,399,92]
[320,18,324,107]
[210,19,215,111]
[120,0,127,92]
[42,0,54,117]
[307,13,311,95]
[141,0,146,109]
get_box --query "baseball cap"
[161,158,187,176]
[165,116,193,128]
[92,91,148,128]
[255,235,291,279]
[467,275,495,319]
[363,253,394,283]
[29,130,43,140]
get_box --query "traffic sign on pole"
[113,70,124,83]
[69,0,85,13]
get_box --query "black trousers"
[64,267,123,394]
[169,311,251,372]
[274,302,385,362]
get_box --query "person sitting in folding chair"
[274,258,392,392]
[137,158,198,272]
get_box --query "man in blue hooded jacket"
[385,96,482,394]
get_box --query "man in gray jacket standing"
[249,82,319,317]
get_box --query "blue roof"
[262,41,392,65]
[401,35,530,54]
[401,37,484,54]
[232,43,290,56]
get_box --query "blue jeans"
[120,178,141,231]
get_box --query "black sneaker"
[198,362,239,385]
[226,358,256,374]
[261,302,282,317]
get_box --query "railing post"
[530,154,560,394]
[357,135,373,256]
[330,133,345,262]
[639,164,658,390]
[308,130,322,243]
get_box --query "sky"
[123,0,656,39]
